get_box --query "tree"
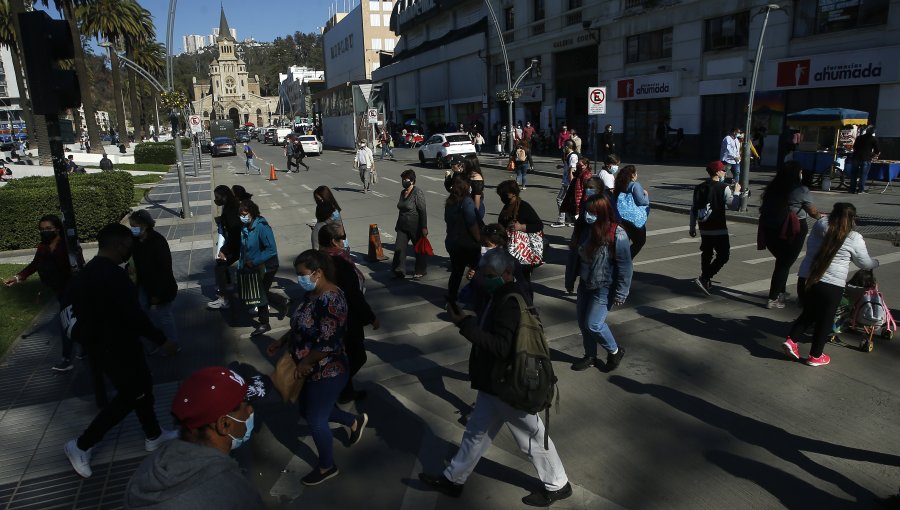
[78,0,145,148]
[124,3,155,141]
[128,38,164,139]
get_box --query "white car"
[274,127,292,145]
[418,132,476,168]
[298,135,323,156]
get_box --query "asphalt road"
[208,142,900,509]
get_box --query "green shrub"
[85,163,171,173]
[135,142,176,165]
[0,171,135,250]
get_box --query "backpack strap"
[877,290,896,332]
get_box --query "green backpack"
[491,293,558,447]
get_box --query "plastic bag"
[414,236,434,256]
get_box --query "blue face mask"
[130,226,142,237]
[297,274,317,291]
[240,215,251,225]
[584,212,597,224]
[226,412,254,450]
[585,188,598,198]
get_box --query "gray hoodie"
[124,439,264,509]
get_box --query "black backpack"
[491,293,558,447]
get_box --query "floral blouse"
[289,289,349,381]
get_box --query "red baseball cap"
[172,367,247,430]
[706,161,726,176]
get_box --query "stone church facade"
[190,8,278,129]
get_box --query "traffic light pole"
[45,114,83,270]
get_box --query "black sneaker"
[522,482,573,507]
[349,413,368,446]
[250,324,271,337]
[694,277,711,296]
[570,356,596,371]
[301,465,339,486]
[606,347,626,372]
[418,473,463,497]
[52,359,73,372]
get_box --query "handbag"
[239,267,267,306]
[507,229,544,266]
[779,209,801,241]
[506,159,515,172]
[414,236,434,256]
[616,188,649,228]
[270,350,304,403]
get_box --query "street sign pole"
[588,86,607,172]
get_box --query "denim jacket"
[565,225,633,301]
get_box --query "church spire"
[218,5,235,42]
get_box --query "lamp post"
[164,0,191,218]
[740,3,782,211]
[483,0,516,156]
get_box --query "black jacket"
[218,203,242,258]
[331,255,375,373]
[133,229,178,304]
[457,282,527,394]
[62,256,167,356]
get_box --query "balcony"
[566,11,582,26]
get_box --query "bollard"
[367,223,388,262]
[269,163,277,181]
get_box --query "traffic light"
[18,11,81,115]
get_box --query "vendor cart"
[786,108,869,190]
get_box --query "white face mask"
[609,165,619,174]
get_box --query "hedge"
[0,171,135,250]
[133,138,192,165]
[86,163,170,173]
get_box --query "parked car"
[274,127,293,145]
[297,135,323,156]
[418,132,476,168]
[235,129,251,143]
[209,136,236,157]
[263,127,276,144]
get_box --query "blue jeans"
[851,160,871,193]
[516,162,528,187]
[380,144,394,159]
[576,282,617,357]
[298,369,355,469]
[138,291,178,342]
[246,157,260,174]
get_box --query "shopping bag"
[239,268,266,306]
[494,144,502,153]
[507,230,544,266]
[506,159,515,172]
[616,192,648,228]
[270,350,304,403]
[414,236,434,256]
[372,168,378,183]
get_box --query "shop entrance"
[623,98,670,160]
[700,93,747,162]
[554,45,599,139]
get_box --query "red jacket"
[573,163,593,216]
[557,130,571,149]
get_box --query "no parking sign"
[588,87,606,115]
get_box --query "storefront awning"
[786,108,869,127]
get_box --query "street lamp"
[484,0,519,156]
[740,3,783,211]
[165,0,191,218]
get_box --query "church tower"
[209,7,249,102]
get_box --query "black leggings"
[765,221,807,300]
[447,245,480,303]
[788,281,844,358]
[620,220,647,259]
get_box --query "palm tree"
[78,0,144,148]
[124,3,155,141]
[129,38,164,139]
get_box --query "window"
[504,6,514,31]
[370,13,381,26]
[369,1,380,11]
[793,0,889,37]
[524,56,541,78]
[533,0,545,20]
[372,38,382,50]
[705,12,749,50]
[569,0,582,8]
[383,14,391,26]
[384,38,395,51]
[625,27,673,64]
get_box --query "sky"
[137,0,364,48]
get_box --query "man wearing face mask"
[420,249,572,507]
[4,214,84,372]
[62,224,180,479]
[720,127,743,185]
[124,367,264,509]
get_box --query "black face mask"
[402,179,412,189]
[470,181,484,195]
[39,230,57,244]
[500,195,511,205]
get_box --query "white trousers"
[443,391,568,491]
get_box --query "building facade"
[277,66,326,120]
[181,34,209,55]
[373,0,900,162]
[0,45,24,137]
[190,8,278,129]
[316,1,399,148]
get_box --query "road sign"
[188,115,202,134]
[588,86,606,115]
[367,108,378,124]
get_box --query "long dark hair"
[232,185,252,202]
[581,194,616,257]
[761,160,802,208]
[294,249,336,282]
[806,202,857,288]
[214,185,239,209]
[613,165,637,195]
[445,174,470,207]
[39,214,63,231]
[313,185,341,212]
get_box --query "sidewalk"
[480,152,900,242]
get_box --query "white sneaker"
[207,296,229,310]
[767,298,785,309]
[145,428,179,452]
[549,222,567,228]
[64,439,93,478]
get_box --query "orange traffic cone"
[367,224,388,262]
[269,164,277,181]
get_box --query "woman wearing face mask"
[208,185,243,310]
[464,155,487,220]
[392,169,429,280]
[571,156,595,218]
[129,210,179,345]
[613,165,650,259]
[444,175,482,305]
[310,186,345,251]
[4,214,84,372]
[266,250,367,486]
[598,155,619,192]
[496,180,542,281]
[238,200,282,337]
[565,194,633,372]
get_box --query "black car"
[210,137,236,157]
[235,129,251,143]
